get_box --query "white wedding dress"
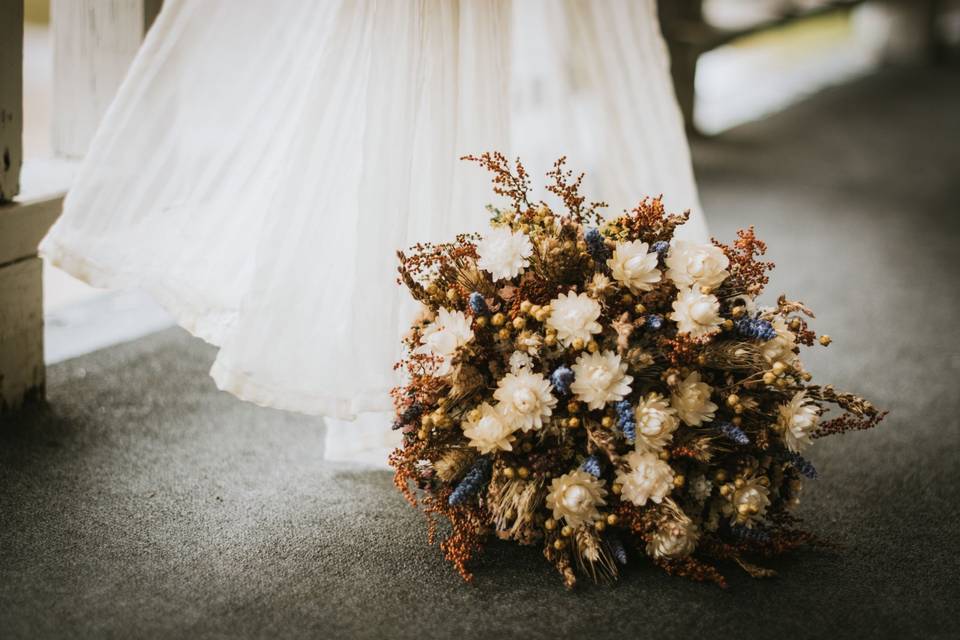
[41,0,707,464]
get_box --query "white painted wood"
[51,0,162,159]
[0,257,45,412]
[0,196,65,267]
[0,195,62,413]
[19,157,78,202]
[0,0,23,202]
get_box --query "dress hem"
[42,233,394,421]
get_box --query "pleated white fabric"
[41,0,706,434]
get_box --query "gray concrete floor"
[2,64,959,638]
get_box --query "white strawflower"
[418,307,474,376]
[570,350,634,410]
[689,474,713,502]
[546,470,608,528]
[634,392,680,452]
[670,287,723,339]
[494,368,557,432]
[671,371,718,426]
[665,240,730,290]
[476,226,533,281]
[546,291,602,347]
[616,451,674,506]
[647,509,699,559]
[607,240,661,293]
[761,315,798,365]
[777,390,821,452]
[461,402,515,454]
[725,476,771,528]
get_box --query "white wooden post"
[52,0,162,159]
[0,0,36,411]
[2,1,162,412]
[0,197,63,411]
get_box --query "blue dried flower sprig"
[550,366,574,396]
[643,314,664,331]
[468,292,487,314]
[730,524,772,544]
[784,451,818,479]
[449,457,492,506]
[615,400,636,443]
[580,455,603,477]
[392,402,423,430]
[718,421,750,445]
[584,228,610,264]
[734,317,777,341]
[651,240,669,262]
[607,535,629,565]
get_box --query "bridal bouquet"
[390,153,884,588]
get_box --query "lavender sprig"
[550,366,574,396]
[468,292,487,314]
[580,455,603,477]
[615,400,636,443]
[734,317,777,341]
[643,314,664,331]
[730,524,772,544]
[585,228,610,264]
[448,458,492,506]
[607,535,629,565]
[784,451,818,479]
[651,240,669,265]
[718,421,750,445]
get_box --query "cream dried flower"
[494,368,557,432]
[724,476,771,528]
[665,240,730,290]
[476,226,533,281]
[689,474,713,502]
[616,451,674,506]
[570,350,634,410]
[546,470,608,528]
[418,307,474,376]
[670,287,723,339]
[634,392,680,452]
[607,240,661,293]
[462,402,515,454]
[671,371,718,426]
[515,330,543,356]
[587,272,614,298]
[546,291,602,347]
[777,390,821,452]
[647,507,699,559]
[761,315,798,365]
[508,350,533,373]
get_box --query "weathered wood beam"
[0,195,64,267]
[0,255,44,412]
[0,196,63,413]
[0,0,23,202]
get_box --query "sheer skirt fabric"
[42,0,706,426]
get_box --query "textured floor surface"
[3,65,960,638]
